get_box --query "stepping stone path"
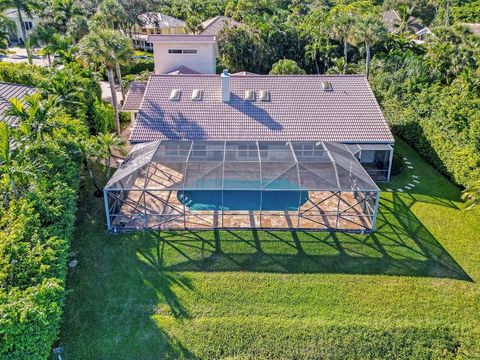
[407,166,414,169]
[69,259,78,268]
[412,175,419,179]
[397,188,404,192]
[386,188,393,192]
[405,161,411,165]
[408,183,415,187]
[413,180,420,184]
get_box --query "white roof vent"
[322,81,333,91]
[244,89,255,101]
[258,89,270,101]
[169,89,181,101]
[192,89,203,101]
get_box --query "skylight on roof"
[258,90,270,101]
[244,89,255,101]
[169,89,181,101]
[322,81,333,91]
[192,89,203,101]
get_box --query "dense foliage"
[0,121,86,358]
[0,0,479,357]
[370,26,480,187]
[0,60,118,358]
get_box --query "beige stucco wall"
[153,42,217,74]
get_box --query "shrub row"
[0,128,86,358]
[0,62,91,358]
[377,83,480,188]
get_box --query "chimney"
[221,69,230,102]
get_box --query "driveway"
[0,47,50,67]
[100,80,123,106]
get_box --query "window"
[238,144,257,159]
[293,144,326,159]
[168,49,198,54]
[24,21,33,31]
[165,143,181,157]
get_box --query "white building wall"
[153,42,217,74]
[4,9,39,43]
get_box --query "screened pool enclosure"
[104,140,381,232]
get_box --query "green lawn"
[59,138,480,359]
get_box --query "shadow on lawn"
[138,191,471,281]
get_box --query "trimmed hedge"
[0,63,48,87]
[0,137,84,358]
[0,66,88,357]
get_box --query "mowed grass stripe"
[60,137,480,359]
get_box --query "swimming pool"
[178,178,308,211]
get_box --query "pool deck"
[108,163,374,232]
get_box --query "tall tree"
[269,59,306,75]
[352,15,387,79]
[0,14,14,54]
[29,25,58,66]
[330,13,354,71]
[52,0,83,32]
[0,0,38,63]
[94,132,125,179]
[395,5,421,33]
[6,93,57,142]
[77,29,132,135]
[0,122,35,205]
[111,34,133,101]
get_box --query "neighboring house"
[132,12,186,51]
[199,16,240,36]
[0,82,36,126]
[107,35,394,233]
[381,10,432,43]
[4,8,39,44]
[148,34,219,75]
[413,27,433,44]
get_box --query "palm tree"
[6,93,57,142]
[77,137,102,194]
[77,30,132,135]
[112,35,133,102]
[29,25,58,66]
[52,0,82,32]
[462,182,480,210]
[352,15,387,79]
[94,132,126,180]
[0,122,35,206]
[0,0,37,63]
[395,5,421,34]
[330,13,353,71]
[0,15,14,55]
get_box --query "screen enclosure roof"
[105,140,379,192]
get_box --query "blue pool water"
[178,191,309,211]
[178,179,308,211]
